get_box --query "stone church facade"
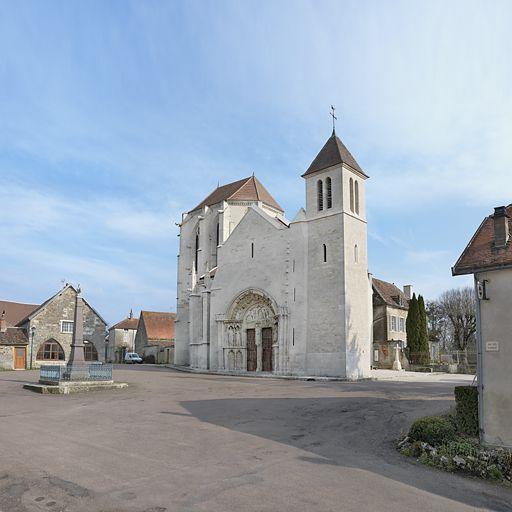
[175,131,372,379]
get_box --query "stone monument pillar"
[392,344,403,371]
[67,286,86,378]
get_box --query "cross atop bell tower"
[330,105,337,135]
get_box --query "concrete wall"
[476,268,512,447]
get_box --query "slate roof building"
[175,130,372,378]
[453,204,512,447]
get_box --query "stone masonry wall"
[22,287,107,367]
[0,346,14,370]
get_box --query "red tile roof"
[453,204,512,275]
[141,311,176,341]
[0,300,39,327]
[110,317,139,330]
[302,132,367,178]
[0,327,28,346]
[189,176,283,213]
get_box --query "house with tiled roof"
[0,311,30,370]
[135,311,176,363]
[107,310,139,362]
[0,285,107,369]
[452,204,512,448]
[372,278,412,369]
[175,129,372,378]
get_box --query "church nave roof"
[189,175,283,213]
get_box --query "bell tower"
[301,125,371,379]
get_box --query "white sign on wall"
[486,341,500,352]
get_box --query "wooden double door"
[246,328,273,372]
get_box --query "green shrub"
[409,416,457,446]
[438,439,479,458]
[454,386,479,436]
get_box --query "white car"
[124,352,143,364]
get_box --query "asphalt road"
[0,366,511,512]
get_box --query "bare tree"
[426,300,451,350]
[438,287,476,357]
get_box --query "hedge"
[454,386,479,436]
[409,416,457,446]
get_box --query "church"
[174,129,372,379]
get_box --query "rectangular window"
[399,318,405,332]
[391,316,397,332]
[61,320,74,333]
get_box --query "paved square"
[0,367,510,512]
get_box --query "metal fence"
[40,363,113,383]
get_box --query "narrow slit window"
[317,180,323,211]
[251,242,254,258]
[292,328,295,346]
[349,178,354,212]
[355,180,360,214]
[323,244,327,263]
[326,177,332,209]
[354,244,358,263]
[194,228,199,272]
[293,288,296,302]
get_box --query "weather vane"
[330,105,338,135]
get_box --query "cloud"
[406,250,450,264]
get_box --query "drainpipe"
[30,326,36,370]
[474,274,485,443]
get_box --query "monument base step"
[23,381,128,394]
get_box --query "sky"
[1,0,511,324]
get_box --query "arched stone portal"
[219,289,282,373]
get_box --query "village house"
[372,278,411,369]
[453,204,512,448]
[134,311,175,364]
[0,300,39,369]
[0,284,107,369]
[107,310,139,362]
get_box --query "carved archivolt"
[230,291,276,325]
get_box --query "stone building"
[0,300,39,369]
[453,204,512,448]
[175,131,372,379]
[372,278,411,369]
[14,284,107,368]
[134,311,175,363]
[0,313,29,369]
[107,310,139,362]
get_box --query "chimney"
[0,310,7,333]
[493,206,509,248]
[129,308,133,319]
[403,285,412,300]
